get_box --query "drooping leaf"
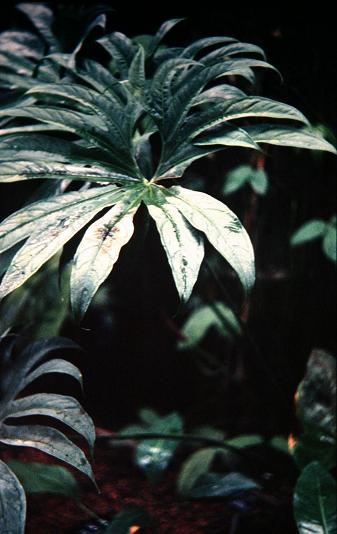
[0,337,78,406]
[146,192,204,301]
[8,460,80,499]
[166,186,255,292]
[0,424,94,482]
[245,125,337,154]
[147,18,185,56]
[187,471,260,499]
[22,359,83,391]
[0,459,26,534]
[5,393,95,451]
[16,3,57,52]
[71,192,141,319]
[0,186,124,298]
[294,462,337,534]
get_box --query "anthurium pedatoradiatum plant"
[0,18,335,320]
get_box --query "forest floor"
[2,430,298,534]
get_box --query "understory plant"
[0,337,95,533]
[0,18,335,319]
[0,8,336,534]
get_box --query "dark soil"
[2,430,299,534]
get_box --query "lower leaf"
[0,460,26,534]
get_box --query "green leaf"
[182,36,238,59]
[294,349,336,470]
[22,359,83,391]
[193,125,260,152]
[202,42,266,63]
[5,393,95,451]
[16,3,57,51]
[192,84,247,105]
[224,434,264,448]
[0,460,26,534]
[128,46,146,94]
[134,412,184,482]
[166,186,255,292]
[146,192,204,301]
[0,160,137,184]
[0,30,43,61]
[147,18,185,56]
[323,223,337,262]
[0,424,94,482]
[249,168,268,194]
[182,97,308,141]
[191,426,225,441]
[0,186,124,298]
[291,220,327,246]
[178,302,240,349]
[98,32,136,78]
[178,447,220,496]
[294,462,337,534]
[8,460,80,499]
[188,471,260,499]
[0,337,78,406]
[297,350,336,437]
[71,193,140,319]
[245,125,337,154]
[223,165,252,195]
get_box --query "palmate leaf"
[0,21,335,315]
[0,338,95,486]
[0,459,26,534]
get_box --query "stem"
[96,432,261,459]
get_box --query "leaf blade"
[166,186,255,291]
[0,460,26,534]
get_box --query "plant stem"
[96,432,262,459]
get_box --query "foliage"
[8,460,81,499]
[223,164,269,195]
[118,408,184,482]
[0,337,95,534]
[0,2,109,98]
[291,349,336,534]
[292,349,336,470]
[291,215,337,262]
[293,462,337,534]
[116,408,266,500]
[177,301,241,350]
[0,19,335,321]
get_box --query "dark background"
[0,2,336,437]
